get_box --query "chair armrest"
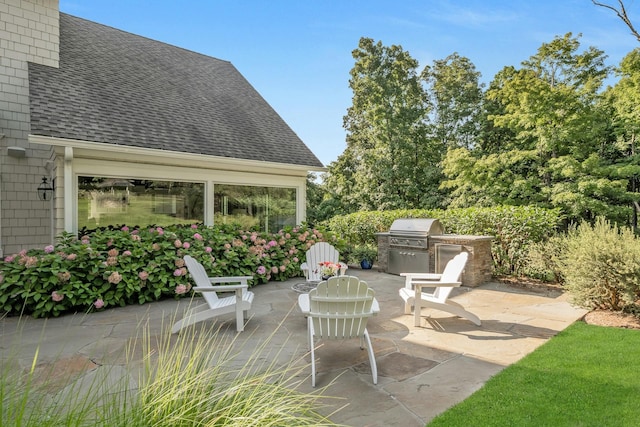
[194,284,247,292]
[400,272,442,280]
[401,272,442,289]
[413,281,461,291]
[207,276,252,285]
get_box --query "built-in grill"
[387,218,444,275]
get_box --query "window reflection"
[78,177,204,229]
[214,184,296,232]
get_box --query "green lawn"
[428,322,640,427]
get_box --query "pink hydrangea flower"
[19,249,27,256]
[175,284,189,294]
[94,299,104,309]
[224,243,231,249]
[51,291,64,302]
[293,257,299,263]
[271,266,278,274]
[182,242,190,249]
[268,240,277,247]
[174,239,182,248]
[108,248,118,257]
[121,225,129,232]
[257,265,267,275]
[66,253,77,261]
[138,271,149,281]
[132,234,141,241]
[205,246,212,253]
[108,271,122,284]
[173,269,183,277]
[81,238,90,245]
[191,224,198,229]
[44,245,54,254]
[132,229,139,235]
[156,227,164,235]
[123,250,132,256]
[4,255,15,263]
[152,243,161,251]
[193,233,203,240]
[279,265,286,272]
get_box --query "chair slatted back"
[432,252,468,302]
[183,255,219,305]
[305,242,340,282]
[309,276,374,339]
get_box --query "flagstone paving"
[0,269,587,426]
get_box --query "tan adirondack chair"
[305,276,378,387]
[171,255,255,333]
[300,242,348,282]
[399,251,481,327]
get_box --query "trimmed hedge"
[323,206,563,276]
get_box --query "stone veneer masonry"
[376,232,494,287]
[0,0,59,255]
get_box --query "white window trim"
[60,148,307,234]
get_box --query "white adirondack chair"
[399,251,481,327]
[171,255,255,333]
[305,276,378,387]
[300,242,347,282]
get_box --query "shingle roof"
[28,13,324,168]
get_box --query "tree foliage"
[424,52,484,150]
[441,33,637,224]
[322,25,640,229]
[327,37,437,212]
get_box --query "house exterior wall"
[44,142,309,237]
[0,0,59,256]
[2,1,314,255]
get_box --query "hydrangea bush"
[0,223,342,318]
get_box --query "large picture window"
[214,184,296,232]
[78,177,204,229]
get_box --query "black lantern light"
[37,176,55,201]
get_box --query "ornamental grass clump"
[1,314,341,426]
[127,321,338,426]
[560,218,640,314]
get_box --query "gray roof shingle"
[28,13,324,168]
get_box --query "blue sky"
[60,1,638,166]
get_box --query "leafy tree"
[423,52,484,150]
[442,33,629,223]
[333,37,438,211]
[603,48,640,226]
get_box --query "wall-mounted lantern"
[37,176,55,201]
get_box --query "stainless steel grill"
[387,218,443,275]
